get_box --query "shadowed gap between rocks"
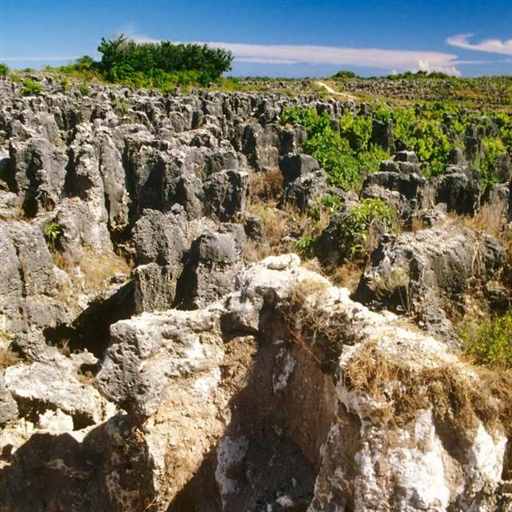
[166,307,339,512]
[43,280,135,360]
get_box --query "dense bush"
[335,198,397,259]
[96,35,233,87]
[295,198,397,261]
[479,137,507,187]
[461,312,512,368]
[332,70,357,79]
[387,70,451,80]
[0,63,9,77]
[21,79,43,96]
[281,107,388,190]
[47,35,233,90]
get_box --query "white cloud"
[210,42,460,73]
[129,35,462,75]
[130,34,161,44]
[447,34,512,56]
[0,56,77,62]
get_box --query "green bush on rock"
[21,79,43,96]
[461,312,512,368]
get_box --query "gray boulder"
[434,170,481,215]
[203,169,249,221]
[97,307,224,419]
[283,169,329,211]
[356,223,505,339]
[132,207,191,313]
[279,153,320,185]
[4,352,107,427]
[176,226,246,309]
[9,136,67,217]
[0,378,18,426]
[0,221,65,336]
[363,167,429,209]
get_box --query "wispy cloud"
[0,56,77,62]
[447,34,512,56]
[131,35,462,75]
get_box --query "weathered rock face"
[132,206,190,312]
[355,221,505,339]
[2,255,511,512]
[0,221,67,338]
[361,155,432,218]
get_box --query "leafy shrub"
[281,107,389,190]
[387,70,450,80]
[332,70,357,79]
[21,79,43,96]
[295,235,316,258]
[478,137,507,188]
[282,101,512,187]
[339,112,373,151]
[43,222,63,250]
[75,55,95,71]
[461,312,512,368]
[334,198,397,260]
[59,77,70,92]
[79,82,91,96]
[320,194,343,211]
[0,63,9,77]
[46,35,233,91]
[97,35,233,86]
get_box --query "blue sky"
[1,0,512,77]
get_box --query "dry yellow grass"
[328,262,363,292]
[55,247,131,293]
[281,277,512,437]
[343,341,512,436]
[245,199,331,262]
[53,247,132,306]
[0,347,19,369]
[462,202,508,238]
[248,168,284,203]
[0,332,19,369]
[281,278,349,374]
[78,249,132,291]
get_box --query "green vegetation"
[79,82,91,96]
[332,70,357,79]
[461,312,512,368]
[295,234,316,258]
[479,137,507,187]
[97,35,232,86]
[374,103,455,176]
[282,102,512,187]
[281,107,389,190]
[21,79,43,96]
[47,35,233,91]
[43,222,64,250]
[294,198,397,262]
[0,63,9,77]
[386,70,451,80]
[334,198,397,259]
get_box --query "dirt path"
[315,81,358,101]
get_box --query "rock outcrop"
[2,255,510,511]
[355,220,505,339]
